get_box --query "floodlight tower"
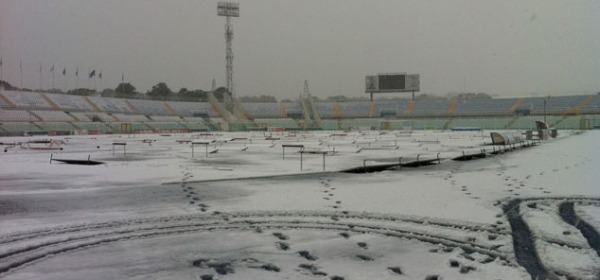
[217,2,239,111]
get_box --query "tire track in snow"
[0,211,509,276]
[503,197,600,280]
[558,202,600,257]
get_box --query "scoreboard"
[365,73,419,93]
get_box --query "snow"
[0,130,599,279]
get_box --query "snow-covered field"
[0,129,598,280]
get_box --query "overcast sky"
[1,0,599,99]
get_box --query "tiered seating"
[168,101,218,117]
[516,96,585,115]
[45,93,94,111]
[38,122,75,131]
[128,99,170,116]
[77,122,109,131]
[407,118,447,130]
[546,96,587,113]
[254,118,300,129]
[69,112,93,122]
[109,122,148,131]
[412,100,450,117]
[0,94,15,108]
[240,103,281,118]
[320,120,338,130]
[32,110,76,122]
[150,115,182,122]
[454,98,516,116]
[183,121,208,131]
[183,117,207,122]
[281,102,303,118]
[314,102,335,119]
[0,110,33,121]
[148,122,186,130]
[111,113,150,122]
[84,112,118,122]
[373,100,408,117]
[1,91,52,109]
[580,95,600,114]
[339,118,381,129]
[338,102,370,118]
[88,96,132,113]
[517,97,543,114]
[1,122,44,133]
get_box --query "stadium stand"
[254,118,300,130]
[31,110,76,122]
[1,91,52,109]
[148,115,182,122]
[168,101,218,117]
[44,93,95,111]
[111,113,150,122]
[77,122,110,132]
[38,122,75,132]
[281,102,304,119]
[337,102,371,118]
[0,93,16,108]
[580,95,600,114]
[314,102,335,119]
[373,100,409,118]
[87,96,133,114]
[69,112,93,122]
[127,99,171,116]
[1,122,44,133]
[240,102,281,118]
[83,112,119,122]
[412,99,451,117]
[1,89,598,135]
[453,98,517,116]
[0,110,34,121]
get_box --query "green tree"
[101,88,117,97]
[147,82,172,98]
[115,83,137,96]
[213,87,230,102]
[179,89,208,102]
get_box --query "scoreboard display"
[365,73,419,93]
[378,74,405,91]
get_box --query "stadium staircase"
[443,119,454,130]
[123,100,142,115]
[446,97,458,115]
[233,99,254,120]
[140,121,156,130]
[404,100,415,116]
[509,97,525,114]
[298,96,321,129]
[67,121,81,130]
[65,112,80,121]
[83,97,102,112]
[40,93,61,110]
[278,102,288,117]
[208,92,237,122]
[0,94,16,109]
[163,101,179,116]
[333,103,341,119]
[565,95,594,115]
[27,111,44,122]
